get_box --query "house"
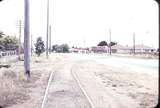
[111,44,156,54]
[70,47,90,53]
[134,44,156,53]
[111,44,131,53]
[91,46,109,53]
[69,47,79,53]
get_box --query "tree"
[108,41,117,47]
[61,44,69,53]
[52,44,69,53]
[34,37,45,56]
[0,35,3,47]
[0,35,18,50]
[52,44,58,52]
[0,31,5,38]
[4,36,18,50]
[97,41,108,46]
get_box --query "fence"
[0,50,17,58]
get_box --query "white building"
[111,44,156,54]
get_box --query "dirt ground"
[0,54,63,108]
[0,53,159,108]
[72,60,158,108]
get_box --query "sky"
[0,0,159,48]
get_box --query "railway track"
[41,70,55,108]
[71,68,96,108]
[40,61,95,108]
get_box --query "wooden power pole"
[24,0,30,79]
[109,29,111,55]
[133,33,135,54]
[31,34,33,56]
[18,20,22,60]
[49,25,51,54]
[46,0,49,58]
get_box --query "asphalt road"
[94,56,158,76]
[69,53,158,76]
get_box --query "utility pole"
[24,0,30,79]
[31,34,33,56]
[109,29,111,55]
[49,25,51,54]
[83,38,86,48]
[17,20,22,60]
[46,0,49,58]
[133,33,135,54]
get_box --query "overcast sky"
[0,0,159,48]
